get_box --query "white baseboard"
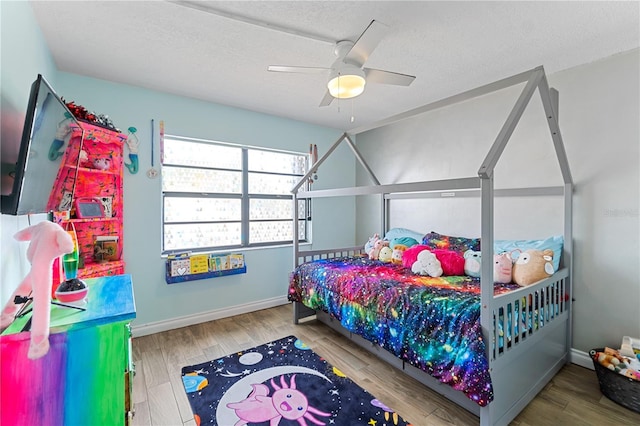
[570,348,595,369]
[131,296,289,337]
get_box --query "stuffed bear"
[512,249,554,286]
[494,252,513,283]
[411,250,443,277]
[378,246,393,263]
[0,221,74,359]
[463,250,482,278]
[431,249,465,276]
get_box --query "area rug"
[181,335,411,425]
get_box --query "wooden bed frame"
[290,66,573,426]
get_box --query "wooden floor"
[131,304,640,425]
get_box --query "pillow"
[494,235,563,272]
[384,227,425,243]
[422,231,480,255]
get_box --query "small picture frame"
[93,235,119,262]
[75,197,104,219]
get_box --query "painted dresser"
[0,274,136,425]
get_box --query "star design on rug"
[368,419,377,426]
[267,342,275,347]
[243,369,251,375]
[330,389,339,395]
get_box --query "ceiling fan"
[268,20,416,107]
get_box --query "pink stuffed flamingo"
[0,221,74,359]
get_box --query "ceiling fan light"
[328,73,366,99]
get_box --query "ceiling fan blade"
[364,68,416,86]
[319,90,334,107]
[268,65,330,74]
[344,20,389,67]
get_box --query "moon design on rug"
[216,366,332,425]
[238,352,263,365]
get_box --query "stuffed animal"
[402,244,430,269]
[368,239,390,260]
[597,352,623,371]
[431,249,465,276]
[391,244,409,265]
[411,250,443,277]
[512,249,554,286]
[378,246,393,263]
[390,237,419,250]
[0,221,74,359]
[494,252,513,283]
[463,250,482,278]
[364,233,380,254]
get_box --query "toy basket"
[591,348,640,413]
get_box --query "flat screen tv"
[1,74,82,215]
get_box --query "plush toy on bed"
[378,246,393,263]
[411,250,443,277]
[367,235,390,260]
[0,221,74,359]
[464,250,482,278]
[512,249,554,286]
[364,233,380,254]
[391,244,409,264]
[494,252,513,283]
[431,249,465,276]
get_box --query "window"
[162,136,309,254]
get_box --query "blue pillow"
[494,235,564,272]
[384,227,425,243]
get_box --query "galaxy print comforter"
[288,255,520,407]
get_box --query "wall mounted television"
[1,74,82,215]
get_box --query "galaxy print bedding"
[288,256,520,407]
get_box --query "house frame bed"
[290,66,573,426]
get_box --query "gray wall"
[355,49,639,353]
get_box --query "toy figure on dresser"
[0,221,74,359]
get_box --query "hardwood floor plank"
[132,359,148,405]
[130,399,151,426]
[132,304,640,426]
[147,382,182,426]
[140,347,170,388]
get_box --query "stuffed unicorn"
[0,221,74,359]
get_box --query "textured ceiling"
[30,1,639,131]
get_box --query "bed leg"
[292,301,315,324]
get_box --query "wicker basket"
[591,348,640,413]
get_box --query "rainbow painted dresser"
[0,274,136,425]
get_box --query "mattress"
[288,255,521,407]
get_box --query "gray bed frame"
[290,66,573,426]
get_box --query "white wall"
[355,49,640,353]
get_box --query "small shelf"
[69,217,119,224]
[62,163,121,176]
[165,266,247,284]
[79,260,125,279]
